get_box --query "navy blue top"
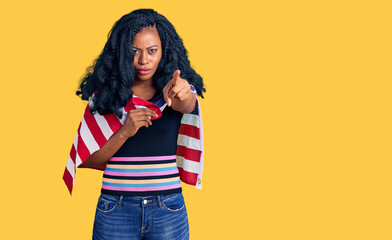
[100,92,184,196]
[113,106,183,157]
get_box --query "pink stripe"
[103,170,179,176]
[102,184,182,191]
[109,155,177,161]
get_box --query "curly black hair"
[76,8,205,118]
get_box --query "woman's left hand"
[163,70,196,113]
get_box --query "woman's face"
[132,26,162,82]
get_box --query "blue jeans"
[92,192,189,240]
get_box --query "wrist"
[117,128,131,139]
[172,93,196,113]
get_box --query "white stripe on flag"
[177,134,202,151]
[72,132,83,167]
[176,155,183,168]
[179,156,200,174]
[118,108,127,124]
[75,152,82,167]
[66,156,75,179]
[80,117,100,154]
[135,105,147,109]
[180,114,200,128]
[94,113,114,140]
[88,97,94,108]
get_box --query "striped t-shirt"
[101,94,184,196]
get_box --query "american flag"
[62,86,204,195]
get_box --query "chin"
[136,74,153,81]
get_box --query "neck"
[134,78,154,88]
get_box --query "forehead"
[132,26,161,47]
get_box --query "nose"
[138,51,149,65]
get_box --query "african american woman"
[62,8,206,240]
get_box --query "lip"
[136,69,151,75]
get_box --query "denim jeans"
[92,192,189,240]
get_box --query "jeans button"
[143,199,147,205]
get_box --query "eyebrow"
[132,45,159,50]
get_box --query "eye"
[149,49,158,54]
[133,49,139,54]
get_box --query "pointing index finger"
[172,70,181,85]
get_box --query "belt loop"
[117,196,123,207]
[157,196,163,208]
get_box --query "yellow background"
[1,0,391,239]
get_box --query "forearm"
[171,93,196,113]
[79,130,129,168]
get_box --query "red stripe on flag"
[70,144,76,164]
[103,113,123,133]
[132,96,149,106]
[131,97,162,120]
[77,130,91,163]
[178,168,198,186]
[179,124,200,140]
[176,145,201,162]
[63,167,74,195]
[124,100,136,112]
[84,106,107,148]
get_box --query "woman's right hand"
[119,108,158,139]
